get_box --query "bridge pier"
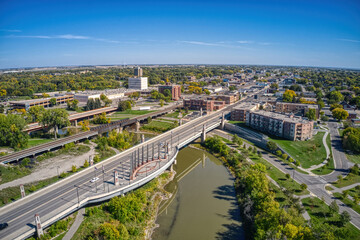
[201,124,206,143]
[179,118,182,126]
[114,171,119,185]
[221,112,225,130]
[35,214,44,238]
[200,108,203,117]
[74,120,78,127]
[135,121,140,132]
[141,134,145,143]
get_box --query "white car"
[90,177,99,183]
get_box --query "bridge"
[0,104,182,164]
[24,107,118,133]
[0,101,230,239]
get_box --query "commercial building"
[128,67,148,90]
[275,102,319,118]
[183,98,225,112]
[10,94,74,111]
[158,83,181,100]
[246,110,313,141]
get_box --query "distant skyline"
[0,0,359,69]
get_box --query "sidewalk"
[63,208,85,240]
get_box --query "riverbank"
[71,171,174,240]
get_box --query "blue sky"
[0,0,359,69]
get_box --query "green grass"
[345,153,360,165]
[164,111,180,118]
[333,173,360,188]
[311,157,335,175]
[325,185,334,191]
[37,144,91,161]
[347,185,360,198]
[27,138,53,148]
[302,197,360,239]
[269,182,293,208]
[0,165,31,185]
[270,132,326,169]
[333,192,360,214]
[140,120,177,133]
[114,110,154,115]
[248,153,309,195]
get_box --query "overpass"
[0,101,229,240]
[1,104,182,164]
[24,107,118,133]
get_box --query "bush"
[71,165,77,173]
[276,150,282,157]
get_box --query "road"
[0,101,237,240]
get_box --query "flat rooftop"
[251,110,312,124]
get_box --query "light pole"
[57,166,60,177]
[102,165,105,191]
[74,185,80,205]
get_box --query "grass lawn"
[311,157,335,175]
[248,153,309,195]
[269,182,293,208]
[270,132,326,169]
[333,192,360,214]
[347,185,360,198]
[345,152,360,165]
[302,197,360,239]
[27,138,53,148]
[114,109,154,115]
[333,173,360,188]
[141,120,177,133]
[164,111,180,118]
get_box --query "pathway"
[62,208,85,240]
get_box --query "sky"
[0,0,359,69]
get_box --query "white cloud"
[337,38,360,43]
[0,29,21,32]
[180,41,221,46]
[237,40,253,44]
[5,34,121,43]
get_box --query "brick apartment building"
[246,110,313,141]
[275,102,319,118]
[207,92,239,104]
[158,83,181,101]
[231,103,260,121]
[183,98,225,111]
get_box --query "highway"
[0,102,235,240]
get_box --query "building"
[246,110,313,141]
[10,94,74,111]
[207,92,239,104]
[231,103,260,121]
[128,67,148,90]
[158,83,181,100]
[275,102,319,118]
[183,98,225,112]
[134,67,143,77]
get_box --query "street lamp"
[57,166,60,177]
[74,185,80,205]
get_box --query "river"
[152,146,244,240]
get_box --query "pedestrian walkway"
[62,207,85,240]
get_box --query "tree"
[329,200,339,216]
[332,108,348,121]
[290,84,302,92]
[283,90,296,102]
[163,89,171,97]
[266,141,278,152]
[204,89,211,95]
[300,183,307,191]
[99,222,120,240]
[40,109,70,139]
[282,153,288,160]
[317,100,325,109]
[305,108,317,121]
[342,190,349,199]
[330,103,343,111]
[337,175,343,182]
[28,105,45,122]
[49,98,57,106]
[84,160,89,168]
[340,211,351,226]
[71,99,79,110]
[71,165,77,173]
[328,91,344,103]
[147,116,152,123]
[118,101,132,111]
[100,93,112,106]
[270,83,279,89]
[0,114,28,149]
[86,98,95,111]
[160,99,164,107]
[285,173,290,180]
[276,150,282,157]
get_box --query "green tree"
[305,108,317,120]
[340,211,351,227]
[160,99,165,107]
[329,200,339,216]
[71,165,77,173]
[0,114,28,149]
[99,222,120,240]
[266,141,278,152]
[163,89,171,97]
[283,89,296,102]
[118,101,132,111]
[328,91,344,103]
[300,183,307,191]
[276,150,282,156]
[49,98,57,106]
[84,160,89,168]
[28,105,45,122]
[330,103,343,111]
[270,83,279,89]
[40,109,70,139]
[332,108,349,121]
